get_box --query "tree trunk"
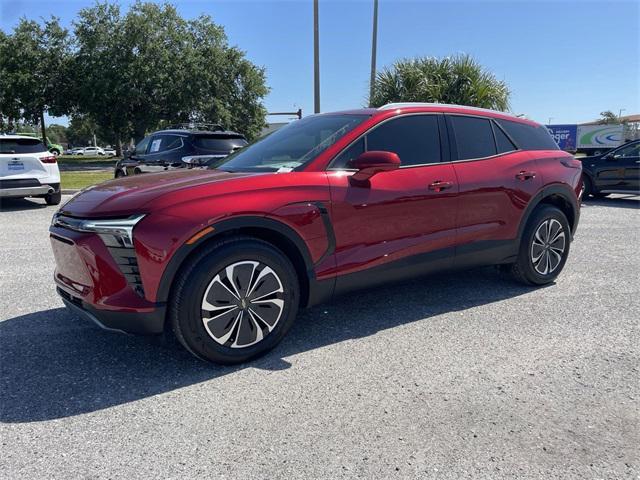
[116,138,123,157]
[40,111,47,146]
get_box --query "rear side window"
[450,116,497,160]
[493,122,517,153]
[366,115,441,166]
[149,135,184,153]
[496,120,559,151]
[194,135,248,152]
[0,138,47,154]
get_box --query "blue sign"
[546,124,577,151]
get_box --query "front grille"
[0,178,40,189]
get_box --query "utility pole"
[313,0,320,114]
[369,0,379,107]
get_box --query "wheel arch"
[518,185,579,240]
[155,216,316,312]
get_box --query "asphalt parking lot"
[1,194,638,479]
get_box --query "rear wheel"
[115,169,125,178]
[45,190,62,205]
[170,236,300,364]
[511,206,570,285]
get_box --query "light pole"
[619,108,626,119]
[313,0,320,114]
[369,0,379,107]
[548,117,554,125]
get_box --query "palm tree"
[369,54,510,112]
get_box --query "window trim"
[446,113,522,163]
[326,112,446,171]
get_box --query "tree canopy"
[370,54,510,112]
[0,18,71,139]
[1,2,269,152]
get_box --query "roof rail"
[377,102,518,118]
[165,122,225,132]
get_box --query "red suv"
[50,103,582,364]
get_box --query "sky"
[1,0,639,126]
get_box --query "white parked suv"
[0,135,62,205]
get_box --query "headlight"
[52,214,145,248]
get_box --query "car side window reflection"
[134,137,151,156]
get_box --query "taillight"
[41,155,57,164]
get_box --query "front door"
[326,114,458,292]
[613,142,640,191]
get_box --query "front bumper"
[58,287,165,334]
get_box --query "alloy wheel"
[201,260,285,348]
[531,219,566,275]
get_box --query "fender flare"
[517,184,580,241]
[155,215,316,304]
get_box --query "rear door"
[447,115,543,265]
[327,114,458,289]
[0,138,49,181]
[613,142,640,191]
[143,134,186,169]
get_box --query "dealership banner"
[576,125,624,149]
[546,125,577,151]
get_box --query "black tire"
[45,190,62,206]
[170,236,300,364]
[115,169,125,178]
[510,205,571,285]
[582,174,594,198]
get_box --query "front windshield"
[215,114,369,172]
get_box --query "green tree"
[598,111,623,125]
[0,18,72,140]
[370,54,510,111]
[66,115,110,147]
[71,2,268,154]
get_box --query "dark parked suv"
[579,139,640,198]
[115,124,247,177]
[51,103,582,364]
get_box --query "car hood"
[59,169,262,217]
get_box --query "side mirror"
[604,153,617,161]
[349,151,400,182]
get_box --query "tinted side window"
[193,135,248,152]
[493,122,517,153]
[332,138,365,168]
[450,116,497,160]
[497,120,559,151]
[134,137,151,155]
[366,115,441,166]
[158,135,183,152]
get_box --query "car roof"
[152,128,246,137]
[0,134,44,140]
[325,102,538,126]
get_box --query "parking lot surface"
[1,194,639,479]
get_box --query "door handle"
[515,171,536,181]
[428,180,454,192]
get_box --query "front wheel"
[170,236,300,364]
[510,206,571,285]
